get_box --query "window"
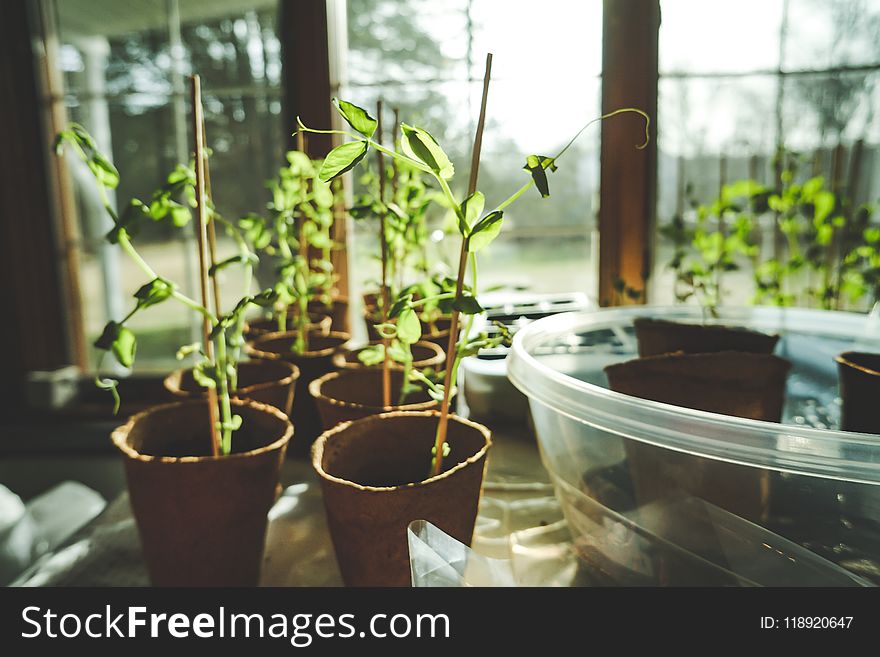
[653,0,880,310]
[342,0,603,301]
[49,0,284,371]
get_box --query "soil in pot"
[164,359,299,417]
[112,398,292,586]
[245,330,350,453]
[309,296,349,334]
[633,317,779,357]
[604,351,792,523]
[312,410,491,586]
[310,368,439,430]
[244,312,332,341]
[332,340,445,371]
[836,351,880,433]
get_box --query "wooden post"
[191,75,221,458]
[280,0,349,305]
[376,100,392,407]
[432,53,492,477]
[599,0,659,306]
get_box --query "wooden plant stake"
[191,75,221,457]
[201,117,223,319]
[376,100,392,407]
[432,53,492,476]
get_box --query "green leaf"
[357,344,386,367]
[460,191,485,236]
[168,201,192,227]
[397,307,422,344]
[468,210,504,252]
[113,326,136,369]
[134,277,174,309]
[319,141,369,182]
[523,154,557,197]
[388,294,413,319]
[453,295,484,315]
[94,321,121,351]
[332,98,378,138]
[400,124,454,179]
[192,362,217,389]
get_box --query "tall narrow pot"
[246,330,350,453]
[313,411,491,587]
[112,399,292,586]
[164,359,299,416]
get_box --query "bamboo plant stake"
[376,100,392,407]
[296,129,311,351]
[391,107,404,292]
[190,75,221,458]
[201,117,223,323]
[431,53,492,477]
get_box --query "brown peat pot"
[310,368,439,430]
[111,399,292,586]
[244,312,331,341]
[313,411,491,587]
[309,295,350,333]
[605,351,791,523]
[836,351,880,434]
[164,359,299,416]
[332,340,445,371]
[633,317,779,357]
[246,330,350,453]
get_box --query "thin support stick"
[191,75,221,458]
[391,107,404,291]
[377,100,392,407]
[432,52,492,476]
[202,118,223,319]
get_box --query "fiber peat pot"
[310,368,439,430]
[312,411,491,587]
[246,330,350,454]
[605,351,792,523]
[310,295,349,333]
[332,340,444,371]
[633,317,780,357]
[112,398,292,586]
[164,359,300,416]
[836,351,880,434]
[243,312,331,341]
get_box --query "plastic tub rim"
[508,305,880,485]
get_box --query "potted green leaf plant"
[301,54,649,586]
[55,77,293,586]
[242,139,351,452]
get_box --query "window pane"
[783,0,880,69]
[53,0,285,372]
[659,0,784,74]
[344,0,603,304]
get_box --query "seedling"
[238,146,342,353]
[56,79,274,455]
[299,55,648,475]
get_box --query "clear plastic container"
[507,306,880,586]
